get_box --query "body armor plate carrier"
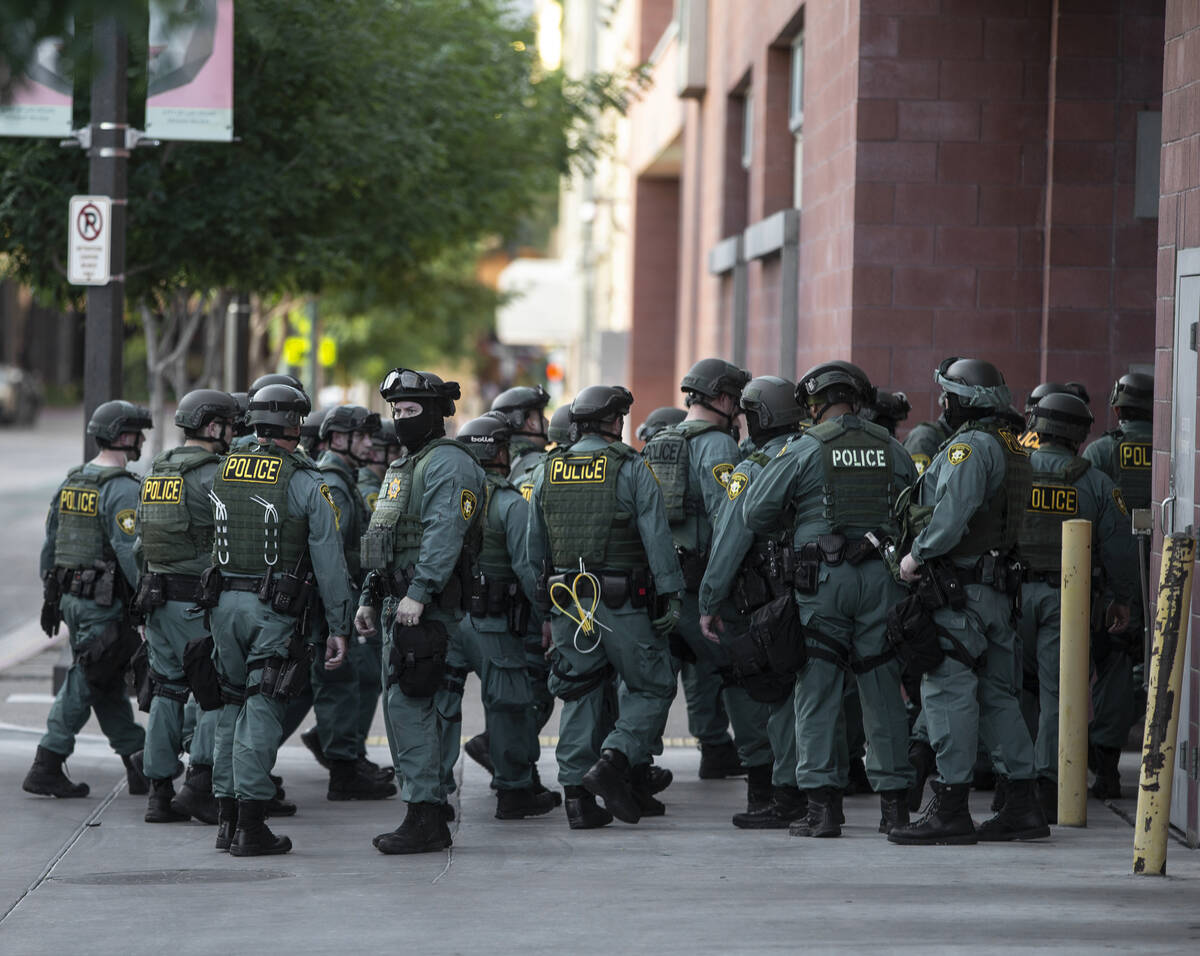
[54,465,130,569]
[209,446,310,574]
[139,447,220,571]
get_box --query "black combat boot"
[582,748,641,824]
[788,787,842,838]
[22,746,89,798]
[745,763,774,814]
[229,799,292,856]
[629,764,666,817]
[266,773,297,817]
[878,789,910,834]
[698,740,746,779]
[991,775,1008,812]
[1037,777,1057,824]
[564,785,613,830]
[888,780,977,845]
[972,755,997,792]
[495,787,559,820]
[464,732,495,775]
[215,797,238,851]
[357,754,395,783]
[643,763,673,794]
[530,764,562,807]
[846,756,872,796]
[732,785,807,829]
[906,740,936,811]
[374,802,453,854]
[299,726,331,770]
[171,763,218,824]
[977,778,1050,841]
[145,778,190,823]
[1089,745,1122,799]
[328,759,398,801]
[122,752,149,795]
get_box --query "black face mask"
[393,405,444,453]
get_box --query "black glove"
[40,599,61,638]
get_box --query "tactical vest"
[319,453,369,578]
[1111,427,1151,509]
[53,466,130,569]
[1021,455,1091,574]
[947,420,1032,559]
[360,438,478,571]
[209,445,311,574]
[138,447,220,571]
[642,420,722,524]
[805,417,897,535]
[476,473,517,584]
[542,442,649,571]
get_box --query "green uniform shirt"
[526,434,685,593]
[672,424,740,553]
[698,432,792,615]
[903,416,952,475]
[41,462,141,590]
[357,465,383,513]
[317,450,370,582]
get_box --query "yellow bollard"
[1132,532,1196,876]
[1058,519,1092,827]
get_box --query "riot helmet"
[379,368,460,453]
[1063,381,1091,405]
[635,407,686,444]
[230,392,251,437]
[175,389,238,452]
[457,411,513,468]
[797,361,876,423]
[88,400,152,460]
[1031,392,1094,450]
[570,385,633,440]
[1025,382,1068,414]
[740,376,806,444]
[680,358,750,431]
[490,385,550,440]
[546,405,576,446]
[248,373,311,415]
[934,357,1011,429]
[299,407,330,448]
[862,389,911,436]
[1109,371,1153,420]
[246,384,308,439]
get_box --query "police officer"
[1018,383,1070,451]
[643,358,768,782]
[297,405,396,800]
[889,358,1049,845]
[699,376,809,828]
[862,389,911,437]
[231,373,310,451]
[438,413,557,819]
[24,401,152,799]
[635,407,686,446]
[299,406,330,459]
[1019,393,1134,819]
[1082,371,1153,798]
[903,357,958,475]
[231,393,251,439]
[356,369,485,854]
[358,420,401,513]
[739,363,916,838]
[527,385,685,828]
[135,389,238,824]
[207,383,355,856]
[491,384,550,489]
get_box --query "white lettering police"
[831,448,886,468]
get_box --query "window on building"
[741,88,754,171]
[789,31,804,209]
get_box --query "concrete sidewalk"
[1,722,1197,956]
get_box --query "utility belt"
[468,574,532,635]
[1023,569,1060,588]
[245,630,314,702]
[675,546,708,593]
[365,565,469,614]
[195,566,318,628]
[54,560,122,608]
[133,572,203,613]
[546,567,655,612]
[793,532,889,594]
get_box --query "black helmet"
[570,385,633,425]
[230,392,251,436]
[1109,371,1153,415]
[490,385,550,436]
[797,361,876,409]
[635,406,686,443]
[247,384,308,437]
[88,400,152,447]
[299,407,330,443]
[248,373,311,414]
[1031,392,1094,448]
[934,357,1011,413]
[546,405,575,445]
[680,358,751,402]
[1025,382,1068,414]
[379,368,460,417]
[740,376,806,442]
[862,389,911,435]
[320,404,381,440]
[175,389,239,433]
[457,411,513,466]
[1063,381,1091,405]
[371,419,399,449]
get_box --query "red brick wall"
[628,176,682,420]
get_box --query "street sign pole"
[81,17,127,459]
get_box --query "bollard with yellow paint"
[1132,532,1196,876]
[1058,519,1092,827]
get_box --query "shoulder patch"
[319,483,341,529]
[460,489,477,521]
[946,443,972,466]
[726,472,750,500]
[386,477,403,499]
[115,509,137,536]
[365,492,379,512]
[1113,487,1128,516]
[520,482,534,502]
[712,462,734,488]
[998,430,1028,456]
[911,453,931,474]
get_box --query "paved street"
[0,408,1197,954]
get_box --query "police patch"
[520,483,534,502]
[998,430,1028,457]
[726,472,749,500]
[319,483,341,529]
[1113,487,1129,516]
[912,453,931,474]
[115,509,137,536]
[387,477,403,499]
[460,489,477,520]
[366,492,379,512]
[59,487,98,516]
[141,476,182,503]
[946,443,972,466]
[712,463,734,488]
[222,455,281,484]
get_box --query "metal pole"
[1133,533,1196,876]
[1057,518,1092,827]
[307,298,319,398]
[81,17,128,459]
[224,295,251,392]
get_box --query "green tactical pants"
[1019,582,1061,780]
[1090,644,1137,750]
[525,627,555,734]
[210,591,299,802]
[353,636,383,754]
[437,616,537,792]
[767,688,798,788]
[309,627,359,763]
[143,599,219,779]
[547,598,675,786]
[921,582,1036,785]
[181,697,215,764]
[380,596,461,805]
[793,562,913,792]
[671,590,737,749]
[41,595,145,759]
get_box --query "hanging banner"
[0,33,73,138]
[145,0,234,142]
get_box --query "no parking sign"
[67,195,112,286]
